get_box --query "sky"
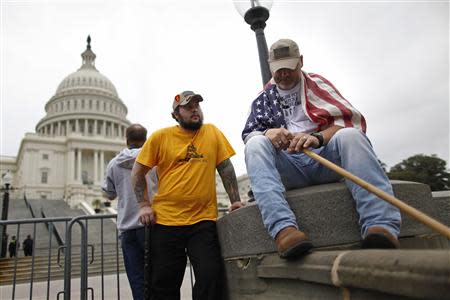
[1,0,449,176]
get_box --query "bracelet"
[310,132,324,148]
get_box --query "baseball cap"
[268,39,301,73]
[172,91,203,111]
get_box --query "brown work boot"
[275,226,313,259]
[361,226,400,249]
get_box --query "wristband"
[310,132,324,148]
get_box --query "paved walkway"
[0,268,193,299]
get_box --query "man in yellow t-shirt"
[131,90,243,300]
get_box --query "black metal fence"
[0,215,141,299]
[0,209,231,299]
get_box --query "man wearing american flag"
[243,39,401,259]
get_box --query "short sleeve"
[136,131,161,168]
[212,125,236,166]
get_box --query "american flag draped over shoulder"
[242,71,367,143]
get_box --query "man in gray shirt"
[103,124,157,300]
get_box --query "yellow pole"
[303,148,450,239]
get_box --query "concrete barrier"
[218,181,448,259]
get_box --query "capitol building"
[0,36,250,210]
[1,37,130,207]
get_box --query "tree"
[387,154,450,191]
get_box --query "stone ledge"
[256,250,450,300]
[218,181,448,258]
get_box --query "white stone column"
[77,149,83,183]
[67,149,75,183]
[66,120,70,135]
[100,151,105,181]
[102,121,106,136]
[84,119,88,135]
[32,150,39,184]
[94,120,98,135]
[50,123,54,136]
[58,121,62,135]
[75,119,79,133]
[94,150,98,184]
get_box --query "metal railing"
[0,216,72,299]
[0,215,127,300]
[0,208,230,299]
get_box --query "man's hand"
[287,133,320,153]
[228,201,244,212]
[139,203,156,225]
[265,128,294,150]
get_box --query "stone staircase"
[4,198,57,252]
[0,244,125,286]
[217,181,450,300]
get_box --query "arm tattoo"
[134,176,147,203]
[217,159,241,204]
[131,163,150,204]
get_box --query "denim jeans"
[120,227,146,300]
[245,128,401,239]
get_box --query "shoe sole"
[279,240,313,260]
[361,233,398,249]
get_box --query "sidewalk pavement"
[0,267,193,299]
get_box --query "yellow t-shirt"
[136,124,235,226]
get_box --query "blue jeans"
[120,227,146,300]
[244,128,401,239]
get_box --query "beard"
[179,118,203,131]
[273,69,300,90]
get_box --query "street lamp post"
[234,0,273,86]
[0,171,13,258]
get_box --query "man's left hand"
[287,133,320,153]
